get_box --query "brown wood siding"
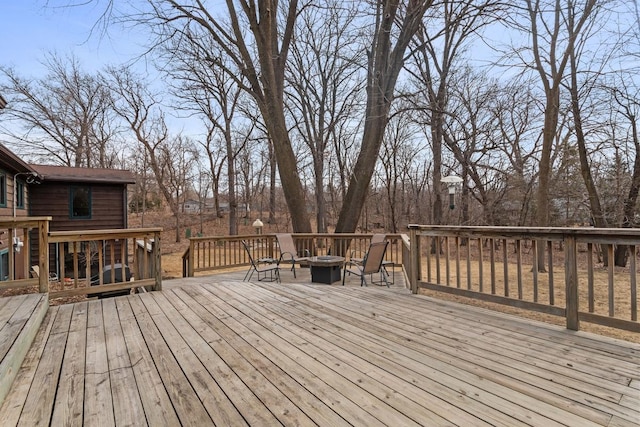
[0,172,30,218]
[29,183,126,231]
[28,182,128,277]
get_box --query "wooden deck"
[0,293,48,407]
[0,269,639,426]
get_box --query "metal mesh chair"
[242,240,280,283]
[276,233,310,278]
[342,240,389,287]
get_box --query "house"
[28,164,135,279]
[182,199,201,214]
[0,143,38,280]
[28,164,135,231]
[0,143,136,281]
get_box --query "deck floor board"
[0,271,638,426]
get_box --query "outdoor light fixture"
[13,236,24,253]
[253,218,264,235]
[441,175,463,210]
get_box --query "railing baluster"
[490,238,496,295]
[532,240,538,303]
[503,239,509,297]
[565,235,579,331]
[516,239,523,300]
[445,236,451,287]
[434,237,440,285]
[587,243,594,313]
[466,238,472,290]
[608,244,615,317]
[478,238,484,293]
[425,236,432,284]
[455,236,461,289]
[547,241,554,306]
[631,245,637,322]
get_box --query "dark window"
[16,180,25,209]
[70,186,92,219]
[0,172,6,207]
[0,250,8,281]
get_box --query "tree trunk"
[335,1,431,235]
[615,103,640,266]
[314,152,327,233]
[569,48,610,266]
[534,90,560,271]
[263,100,312,232]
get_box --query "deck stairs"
[0,294,49,408]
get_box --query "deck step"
[0,294,49,408]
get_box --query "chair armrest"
[349,250,366,265]
[278,251,295,262]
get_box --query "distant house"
[182,199,201,214]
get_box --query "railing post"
[154,231,162,291]
[564,234,579,330]
[38,219,49,293]
[188,238,195,277]
[409,227,421,294]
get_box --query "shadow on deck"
[0,267,638,426]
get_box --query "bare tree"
[378,107,424,232]
[106,66,186,242]
[164,39,248,235]
[159,135,199,241]
[0,53,118,167]
[335,0,433,234]
[443,67,508,226]
[406,0,505,228]
[286,1,365,233]
[513,0,598,269]
[609,78,640,265]
[125,0,313,232]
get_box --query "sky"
[1,1,142,78]
[0,1,207,142]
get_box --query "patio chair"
[242,240,280,283]
[276,233,310,278]
[342,240,389,287]
[350,234,393,285]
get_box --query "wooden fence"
[0,217,162,300]
[48,228,162,299]
[407,225,639,332]
[182,233,405,277]
[0,217,50,293]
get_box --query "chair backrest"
[370,234,386,245]
[276,233,299,257]
[241,240,257,267]
[362,241,389,275]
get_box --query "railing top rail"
[188,232,406,241]
[188,233,271,242]
[49,227,162,243]
[407,224,640,239]
[0,216,52,227]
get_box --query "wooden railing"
[183,233,405,277]
[0,217,50,293]
[48,228,162,299]
[1,216,162,302]
[407,225,639,333]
